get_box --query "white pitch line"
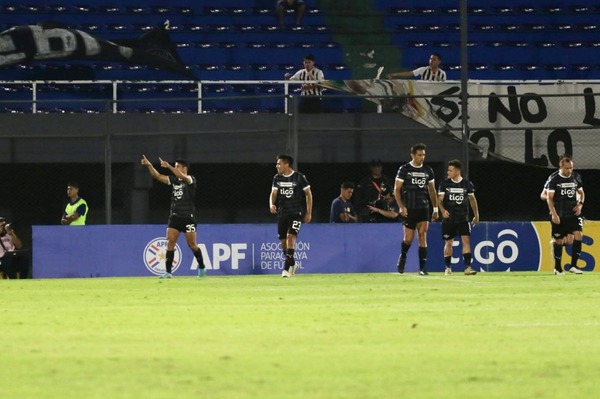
[405,274,476,284]
[505,322,600,327]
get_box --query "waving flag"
[0,21,195,78]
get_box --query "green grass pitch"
[1,272,599,399]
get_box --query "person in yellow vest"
[61,182,88,225]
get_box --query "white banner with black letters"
[320,80,600,168]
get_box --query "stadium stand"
[1,0,599,113]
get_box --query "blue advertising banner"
[32,222,600,278]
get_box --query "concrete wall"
[0,113,481,163]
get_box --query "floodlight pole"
[460,0,470,178]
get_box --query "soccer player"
[437,160,479,276]
[141,155,206,279]
[546,155,585,275]
[269,154,313,278]
[394,143,438,275]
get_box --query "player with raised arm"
[269,154,313,278]
[141,155,206,279]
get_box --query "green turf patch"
[1,273,599,398]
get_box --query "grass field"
[1,272,599,399]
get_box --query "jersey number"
[186,224,196,233]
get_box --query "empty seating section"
[0,0,352,113]
[1,0,598,113]
[374,0,599,80]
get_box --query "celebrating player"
[141,155,206,279]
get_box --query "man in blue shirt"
[330,182,357,223]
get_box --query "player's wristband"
[433,207,439,213]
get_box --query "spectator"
[437,160,479,276]
[61,182,88,225]
[330,182,358,223]
[366,184,400,223]
[284,53,325,113]
[0,217,24,279]
[355,159,393,222]
[276,0,306,27]
[386,53,446,82]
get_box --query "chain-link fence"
[1,86,599,240]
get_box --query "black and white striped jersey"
[412,66,446,81]
[288,67,325,95]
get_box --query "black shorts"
[551,216,583,239]
[442,220,471,240]
[168,214,197,233]
[278,215,303,240]
[403,208,430,230]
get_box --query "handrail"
[2,79,600,114]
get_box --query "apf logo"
[143,237,182,275]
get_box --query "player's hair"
[341,182,355,190]
[411,143,427,154]
[67,181,80,189]
[447,159,462,170]
[559,154,572,165]
[431,53,442,61]
[304,54,315,61]
[175,159,190,169]
[277,154,294,166]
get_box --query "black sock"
[285,248,295,271]
[418,247,427,270]
[165,250,174,274]
[571,240,582,268]
[553,243,563,270]
[193,248,205,269]
[401,241,410,257]
[286,249,295,264]
[463,253,472,267]
[444,256,451,268]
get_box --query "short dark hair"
[447,159,462,170]
[559,155,573,166]
[304,54,315,61]
[67,181,80,189]
[341,182,355,190]
[431,52,442,61]
[175,159,189,169]
[277,154,294,166]
[411,143,427,154]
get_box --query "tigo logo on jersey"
[143,238,182,275]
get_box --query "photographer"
[0,217,24,279]
[366,184,400,223]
